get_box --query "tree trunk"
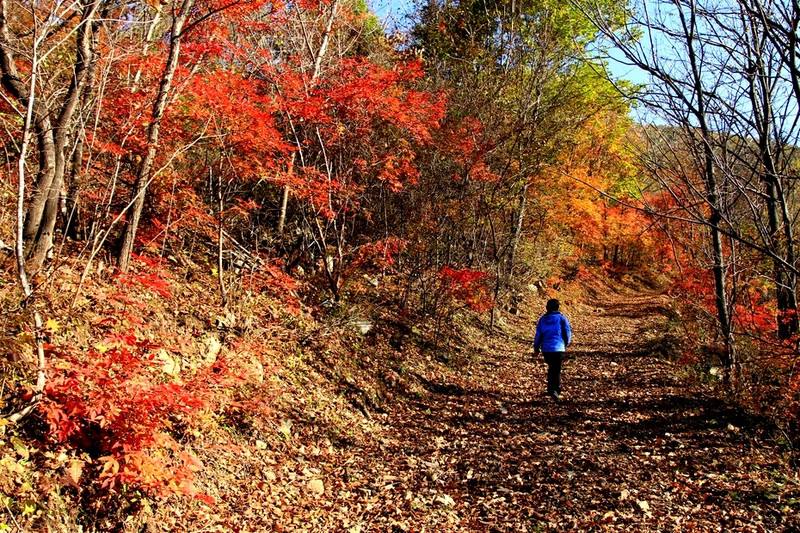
[765,178,797,339]
[709,204,736,381]
[5,21,45,424]
[118,0,194,272]
[65,4,105,241]
[277,153,296,234]
[65,129,87,240]
[777,181,798,336]
[678,1,738,387]
[22,123,56,255]
[277,185,290,234]
[508,180,529,282]
[744,6,799,340]
[0,0,101,270]
[215,169,228,308]
[280,2,338,236]
[30,1,101,268]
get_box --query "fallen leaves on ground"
[165,287,799,532]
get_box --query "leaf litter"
[165,287,799,532]
[317,289,800,531]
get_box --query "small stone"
[352,318,373,335]
[307,478,324,496]
[436,493,455,507]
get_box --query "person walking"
[533,298,572,400]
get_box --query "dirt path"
[330,288,799,532]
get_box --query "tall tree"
[0,0,105,269]
[117,0,195,273]
[579,0,800,381]
[408,0,629,315]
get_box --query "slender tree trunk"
[678,1,737,386]
[22,124,56,250]
[766,155,797,341]
[312,0,338,80]
[65,129,87,239]
[277,153,296,234]
[700,130,736,381]
[765,178,797,339]
[777,182,798,335]
[66,5,105,240]
[32,1,100,268]
[709,202,736,374]
[0,0,52,252]
[215,169,228,308]
[119,0,194,272]
[3,0,101,270]
[5,28,45,424]
[132,2,165,89]
[277,185,290,234]
[508,180,529,282]
[743,5,799,339]
[280,1,338,236]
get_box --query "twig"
[4,1,46,424]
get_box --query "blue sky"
[368,0,415,31]
[364,2,797,136]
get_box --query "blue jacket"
[533,311,572,353]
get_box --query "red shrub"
[438,266,493,312]
[38,256,227,500]
[40,332,226,498]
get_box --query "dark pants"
[543,352,564,394]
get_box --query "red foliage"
[466,161,500,183]
[238,259,303,315]
[40,335,223,497]
[38,256,232,499]
[114,255,173,299]
[668,266,717,317]
[438,266,493,312]
[439,117,499,182]
[276,56,445,208]
[184,70,291,179]
[349,237,408,273]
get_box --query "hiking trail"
[317,285,799,532]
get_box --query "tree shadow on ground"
[368,292,799,532]
[430,387,779,442]
[595,301,674,319]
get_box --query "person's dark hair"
[546,298,560,312]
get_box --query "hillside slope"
[1,269,798,531]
